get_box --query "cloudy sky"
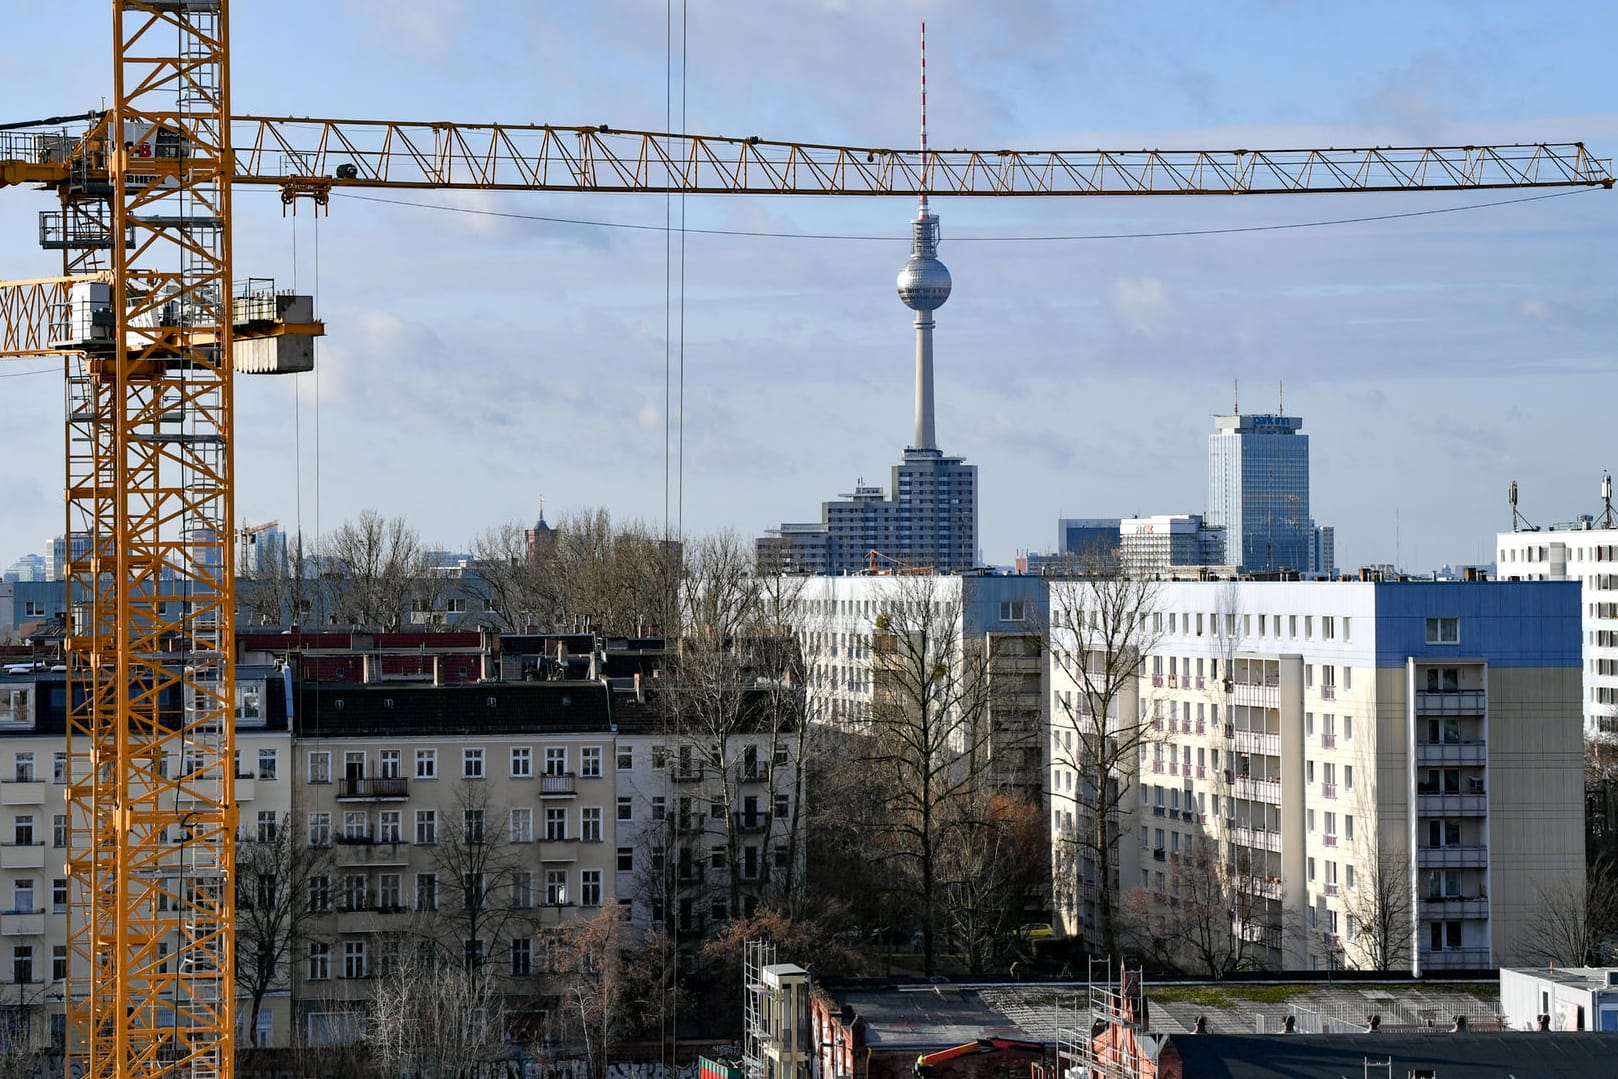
[2,1,1616,573]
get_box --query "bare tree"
[365,944,505,1079]
[545,509,680,636]
[238,531,316,628]
[316,510,439,631]
[935,791,1048,971]
[234,814,333,1046]
[862,576,997,975]
[544,907,670,1079]
[1047,563,1162,961]
[1121,838,1274,978]
[422,782,537,991]
[1342,839,1414,972]
[1520,853,1618,967]
[465,520,560,633]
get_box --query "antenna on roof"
[918,21,929,211]
[1278,380,1284,414]
[1602,472,1616,529]
[1509,480,1539,533]
[1233,378,1239,414]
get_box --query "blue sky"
[2,1,1617,572]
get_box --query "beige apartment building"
[1050,578,1585,974]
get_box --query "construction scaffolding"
[1039,959,1155,1079]
[741,939,777,1079]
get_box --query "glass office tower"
[1207,413,1310,574]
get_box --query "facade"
[1048,579,1584,974]
[1501,967,1618,1031]
[0,632,803,1053]
[1496,520,1618,739]
[756,196,978,576]
[1206,413,1310,574]
[784,574,1047,802]
[1309,524,1336,580]
[1118,515,1225,577]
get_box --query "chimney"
[634,672,645,704]
[1193,1016,1207,1034]
[1538,1013,1551,1031]
[1359,567,1372,582]
[362,654,375,684]
[1366,1015,1381,1032]
[1463,566,1478,582]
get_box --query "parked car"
[1017,922,1056,946]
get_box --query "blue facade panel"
[1371,581,1581,669]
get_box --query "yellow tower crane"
[0,4,1611,1079]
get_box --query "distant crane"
[0,6,1611,1079]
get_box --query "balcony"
[1195,765,1206,779]
[1152,675,1164,688]
[1420,946,1491,970]
[738,762,772,785]
[235,776,255,802]
[1321,783,1337,800]
[670,766,706,784]
[1322,833,1338,848]
[1151,761,1164,774]
[0,781,45,806]
[333,840,410,867]
[0,842,44,870]
[1414,690,1486,716]
[675,814,706,834]
[1232,729,1280,757]
[539,839,579,862]
[1232,775,1281,803]
[1320,685,1335,701]
[1231,825,1282,853]
[1232,682,1280,709]
[1245,876,1284,900]
[1415,741,1488,767]
[1168,762,1179,776]
[336,777,409,801]
[1324,882,1339,897]
[1416,792,1488,817]
[677,864,705,886]
[0,911,43,936]
[539,773,577,798]
[732,812,772,834]
[1421,896,1490,919]
[1416,844,1488,869]
[1196,676,1206,691]
[1319,733,1336,750]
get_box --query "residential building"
[1501,967,1618,1031]
[1206,413,1310,574]
[757,197,977,575]
[1049,578,1584,974]
[1118,515,1226,577]
[1497,518,1618,739]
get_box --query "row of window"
[307,746,605,784]
[293,805,607,846]
[299,867,603,916]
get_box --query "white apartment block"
[784,574,1049,799]
[1049,578,1584,974]
[1497,522,1618,739]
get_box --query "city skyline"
[1,3,1615,573]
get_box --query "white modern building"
[1118,515,1225,577]
[1497,515,1618,740]
[1048,578,1585,974]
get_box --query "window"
[463,872,486,910]
[52,815,65,849]
[378,810,401,844]
[1323,616,1335,640]
[13,815,33,846]
[1425,617,1460,644]
[463,938,486,973]
[308,812,331,847]
[342,811,368,842]
[999,601,1026,622]
[415,749,436,780]
[616,746,633,770]
[1345,765,1354,790]
[306,942,330,981]
[580,870,602,907]
[256,749,278,780]
[544,748,567,776]
[651,745,668,770]
[511,871,533,909]
[510,938,533,977]
[1345,814,1355,841]
[545,808,567,841]
[545,869,568,906]
[52,752,65,784]
[510,747,532,778]
[617,847,634,872]
[415,810,437,845]
[11,946,32,986]
[510,808,533,843]
[13,753,33,783]
[580,747,602,778]
[774,793,789,820]
[306,875,330,914]
[616,797,632,822]
[51,878,66,913]
[463,809,485,844]
[307,751,330,784]
[341,874,367,912]
[651,796,666,820]
[463,748,485,779]
[379,749,401,779]
[580,807,602,843]
[415,873,438,912]
[377,874,402,910]
[51,944,65,983]
[1307,858,1316,882]
[1344,715,1354,741]
[343,940,367,979]
[1346,864,1356,891]
[256,811,278,843]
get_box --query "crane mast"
[0,6,1611,1079]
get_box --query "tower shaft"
[914,310,936,451]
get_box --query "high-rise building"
[1118,514,1226,577]
[756,197,976,574]
[1207,413,1310,574]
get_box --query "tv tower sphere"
[896,213,952,311]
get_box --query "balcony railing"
[1320,733,1336,749]
[1321,783,1337,799]
[1320,685,1335,701]
[1323,833,1338,848]
[337,777,409,800]
[1421,895,1490,919]
[1324,882,1339,896]
[539,773,577,797]
[1420,946,1491,969]
[1415,741,1488,767]
[671,766,706,783]
[1416,844,1488,868]
[738,762,772,784]
[1232,729,1281,757]
[1152,675,1164,688]
[1414,689,1486,715]
[732,812,772,834]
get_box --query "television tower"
[895,21,951,452]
